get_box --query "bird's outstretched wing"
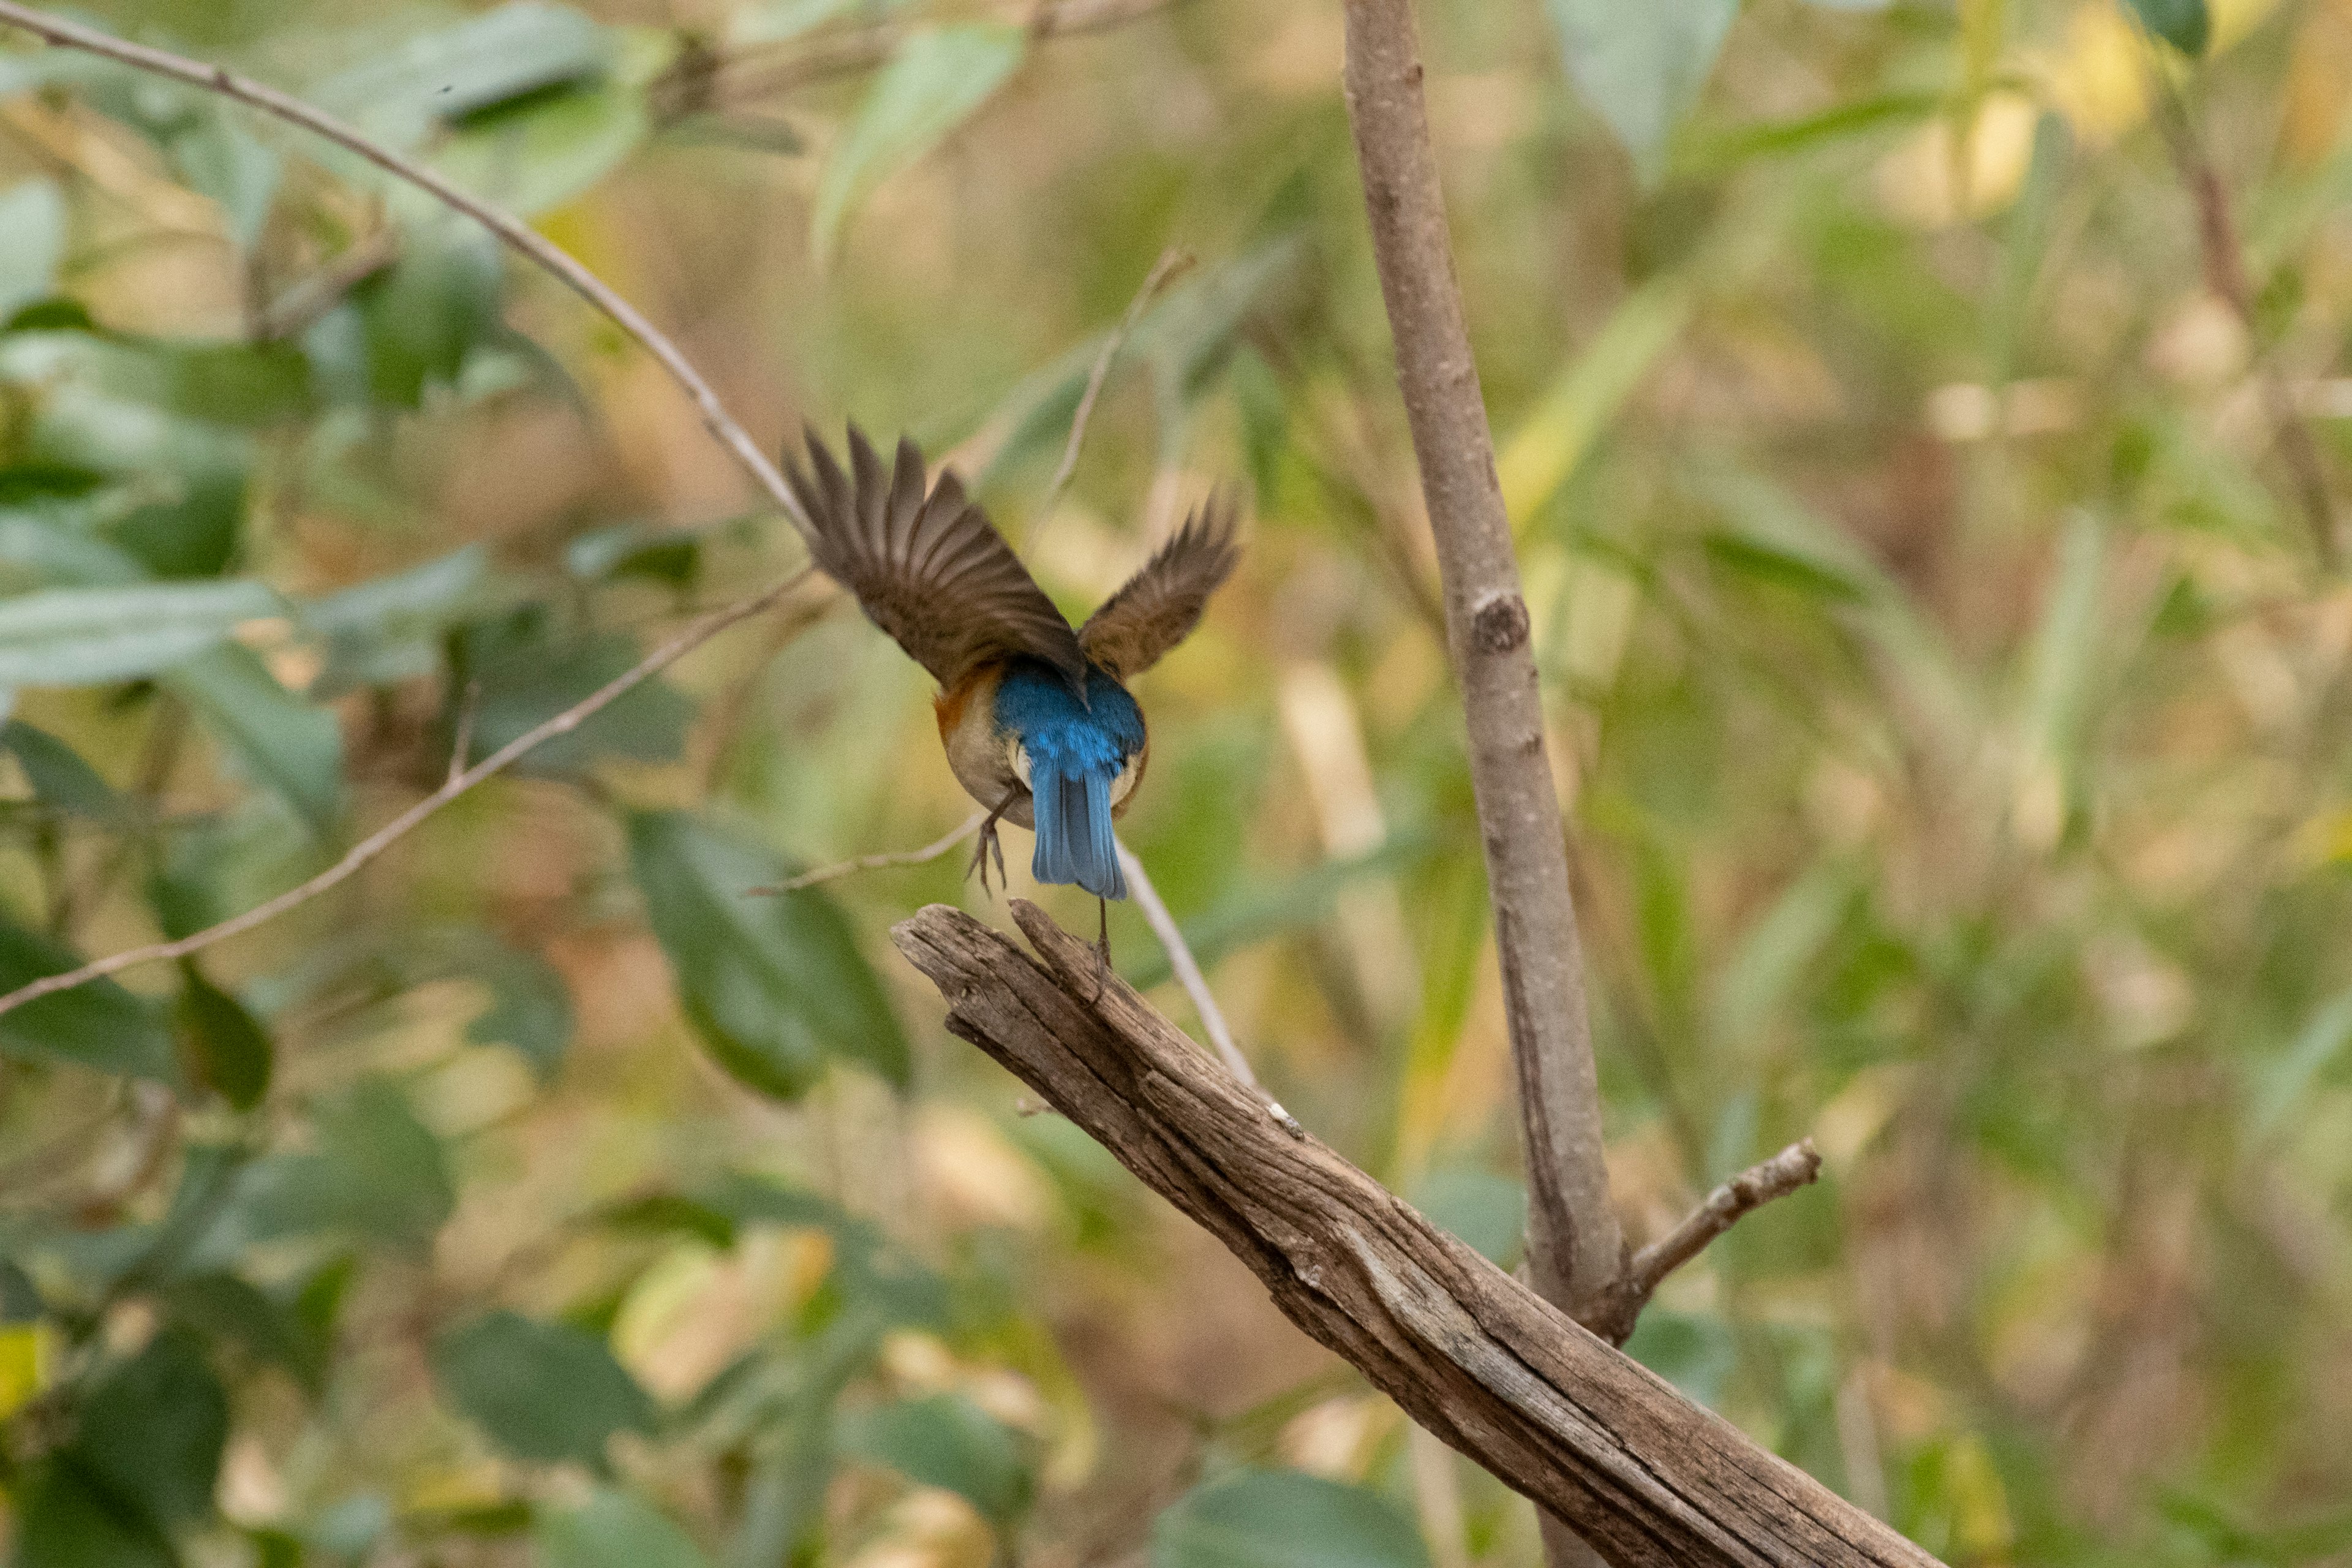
[1077,491,1241,680]
[785,424,1085,690]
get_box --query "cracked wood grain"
[891,902,1943,1568]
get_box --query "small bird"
[784,424,1240,959]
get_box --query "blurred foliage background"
[0,0,2348,1564]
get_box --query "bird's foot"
[965,819,1008,900]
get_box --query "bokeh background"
[1,0,2349,1564]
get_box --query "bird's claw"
[966,820,1008,900]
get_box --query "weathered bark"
[892,902,1944,1568]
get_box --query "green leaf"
[435,83,648,219]
[1151,1469,1431,1568]
[433,1310,655,1469]
[175,960,272,1110]
[228,1079,453,1249]
[352,228,507,407]
[170,644,343,838]
[534,1488,712,1568]
[162,1272,324,1392]
[2246,987,2352,1143]
[0,179,65,321]
[1709,864,1852,1047]
[450,606,695,774]
[304,545,490,695]
[0,579,280,687]
[2125,0,2209,56]
[850,1395,1032,1524]
[626,810,910,1098]
[1408,1166,1527,1269]
[72,1329,230,1528]
[462,943,573,1079]
[13,1460,176,1568]
[1543,0,1737,183]
[170,110,282,249]
[0,920,175,1081]
[317,2,614,145]
[811,25,1027,265]
[1,719,124,819]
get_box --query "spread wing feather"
[1078,491,1242,679]
[785,424,1085,690]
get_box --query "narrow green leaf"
[0,579,279,687]
[2125,0,2210,56]
[170,644,343,837]
[850,1395,1032,1524]
[1,719,123,819]
[535,1488,711,1568]
[450,608,694,773]
[811,25,1027,265]
[175,960,272,1111]
[0,920,175,1081]
[1710,864,1852,1048]
[627,810,910,1097]
[1542,0,1737,183]
[1152,1469,1431,1568]
[317,2,613,145]
[1498,278,1692,528]
[434,1311,655,1469]
[462,942,573,1079]
[2247,987,2352,1142]
[434,83,648,219]
[227,1079,453,1250]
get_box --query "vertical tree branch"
[1338,3,1621,1561]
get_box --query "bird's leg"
[1095,896,1112,978]
[965,788,1021,899]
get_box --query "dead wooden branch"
[891,901,1942,1568]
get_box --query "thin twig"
[1116,840,1299,1134]
[2143,45,2338,568]
[0,573,806,1021]
[1622,1138,1822,1306]
[756,809,987,894]
[0,1,810,538]
[1030,246,1194,548]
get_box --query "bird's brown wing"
[785,424,1085,690]
[1077,491,1241,680]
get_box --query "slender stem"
[1623,1139,1821,1304]
[761,809,987,893]
[1338,0,1622,1314]
[1029,246,1194,548]
[1115,840,1295,1133]
[0,574,805,1020]
[1340,10,1620,1561]
[0,1,810,538]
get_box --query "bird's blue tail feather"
[1031,759,1126,900]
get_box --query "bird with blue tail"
[783,424,1240,964]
